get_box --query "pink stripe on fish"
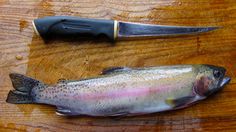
[71,85,173,100]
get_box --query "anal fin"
[56,107,78,116]
[108,112,129,117]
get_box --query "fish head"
[193,65,231,97]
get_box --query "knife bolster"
[113,20,119,40]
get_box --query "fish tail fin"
[6,73,40,104]
[6,90,34,104]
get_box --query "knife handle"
[32,16,117,40]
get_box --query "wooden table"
[0,0,236,131]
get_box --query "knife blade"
[32,16,218,41]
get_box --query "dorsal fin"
[101,67,132,75]
[57,78,67,84]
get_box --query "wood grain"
[0,0,236,131]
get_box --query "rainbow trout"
[6,65,230,116]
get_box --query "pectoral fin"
[166,96,195,108]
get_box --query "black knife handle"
[33,16,116,40]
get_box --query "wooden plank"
[0,0,236,131]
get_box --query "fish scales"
[32,66,198,115]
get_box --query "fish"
[6,65,230,116]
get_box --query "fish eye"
[213,70,221,78]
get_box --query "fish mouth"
[214,66,230,92]
[220,77,231,87]
[212,76,231,94]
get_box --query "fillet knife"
[33,16,218,41]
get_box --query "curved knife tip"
[207,26,222,31]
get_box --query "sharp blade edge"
[118,22,218,38]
